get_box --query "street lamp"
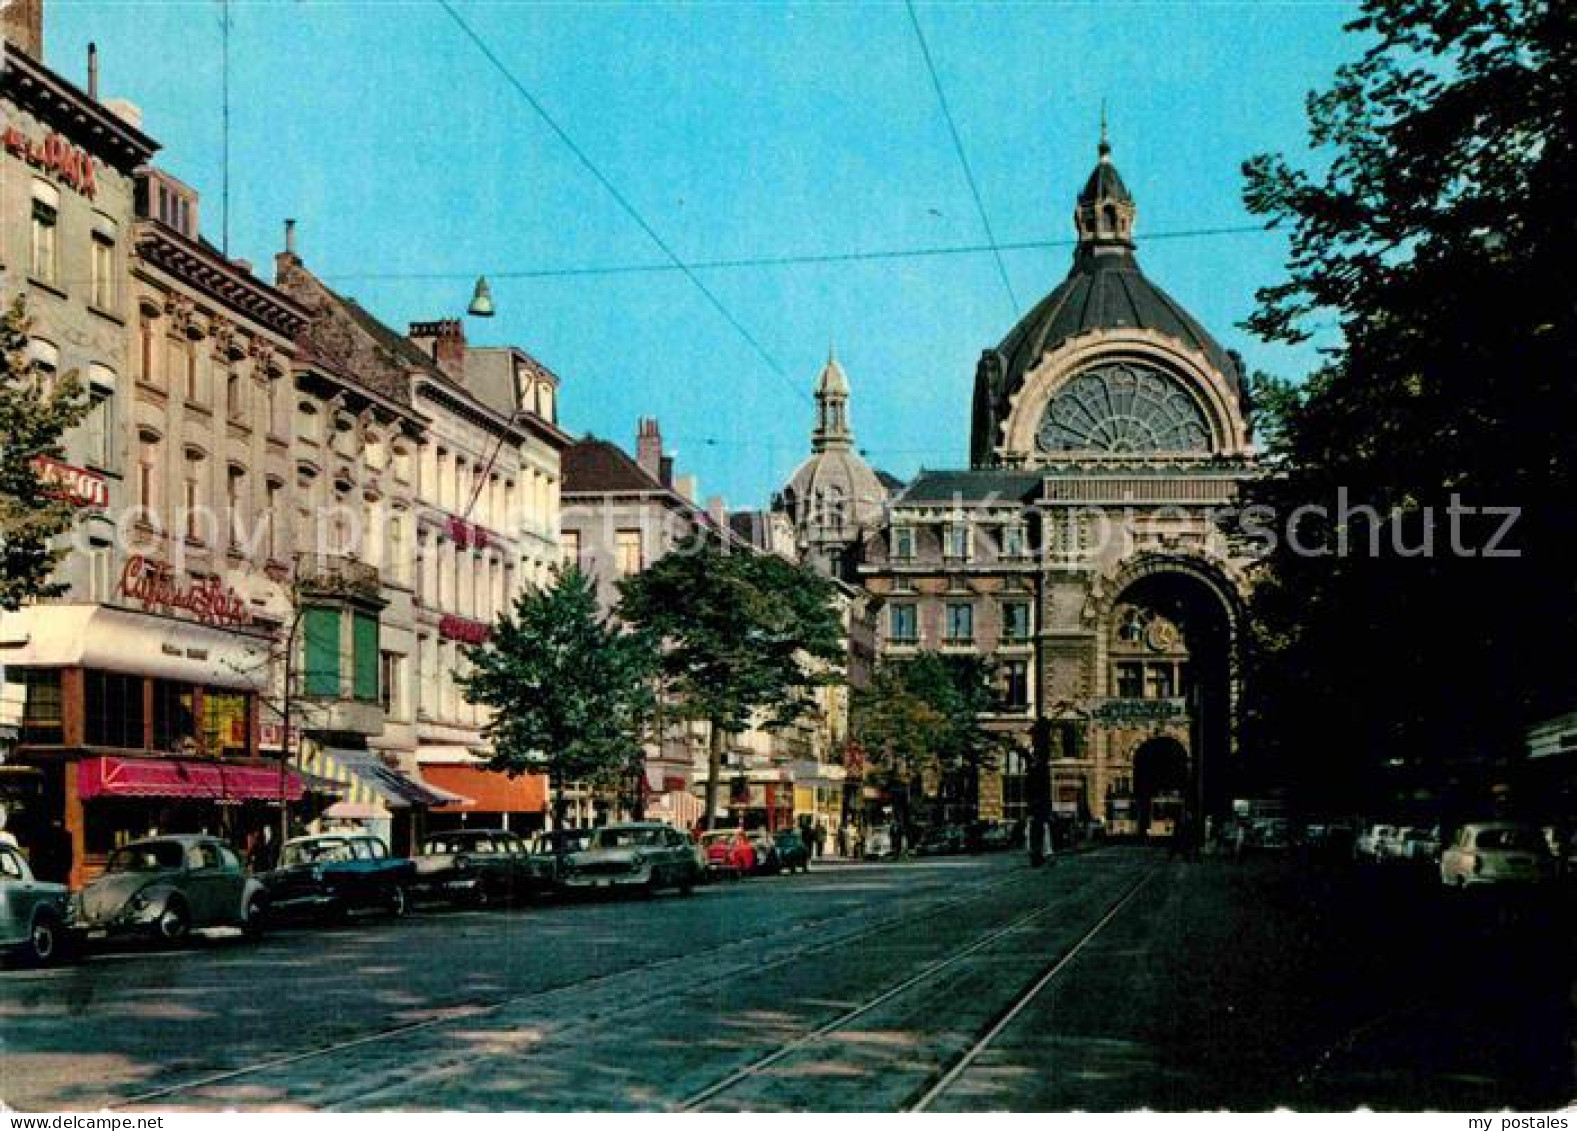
[467,276,496,318]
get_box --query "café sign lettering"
[2,124,97,198]
[32,455,108,509]
[119,555,253,627]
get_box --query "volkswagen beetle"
[71,834,266,944]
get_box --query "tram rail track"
[674,860,1160,1112]
[114,859,1045,1110]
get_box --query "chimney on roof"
[408,318,467,379]
[87,42,98,99]
[636,418,663,482]
[706,495,727,528]
[675,474,696,504]
[2,0,44,61]
[659,454,674,489]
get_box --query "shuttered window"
[352,612,380,703]
[303,607,340,697]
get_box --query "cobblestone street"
[3,848,1569,1111]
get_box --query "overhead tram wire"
[905,0,1019,316]
[435,0,808,406]
[319,223,1271,283]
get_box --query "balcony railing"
[296,553,382,602]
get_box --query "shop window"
[203,690,249,758]
[1115,662,1145,700]
[85,670,146,749]
[18,669,64,745]
[152,679,198,753]
[303,606,341,697]
[352,612,380,703]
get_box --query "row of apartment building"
[0,16,573,883]
[0,10,860,884]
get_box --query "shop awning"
[304,746,465,811]
[78,756,305,802]
[421,763,545,814]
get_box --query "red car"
[699,829,755,879]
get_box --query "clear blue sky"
[49,0,1357,508]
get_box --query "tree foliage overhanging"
[0,298,89,611]
[852,652,1004,826]
[461,566,657,825]
[617,535,846,827]
[1239,0,1577,809]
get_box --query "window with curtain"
[203,690,249,758]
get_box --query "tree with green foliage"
[617,536,845,830]
[1240,0,1576,811]
[851,662,948,846]
[461,566,657,830]
[890,652,1002,825]
[0,297,88,610]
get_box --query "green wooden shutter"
[303,607,340,697]
[352,611,380,703]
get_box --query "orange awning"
[422,764,546,814]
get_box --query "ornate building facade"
[858,136,1257,833]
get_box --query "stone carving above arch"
[1081,549,1247,632]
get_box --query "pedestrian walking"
[813,821,826,858]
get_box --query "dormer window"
[137,169,199,239]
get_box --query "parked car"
[980,822,1016,852]
[863,825,895,859]
[411,829,535,907]
[772,829,810,873]
[71,835,265,944]
[1,843,71,965]
[560,822,698,895]
[1400,826,1442,863]
[1355,823,1400,861]
[747,831,782,875]
[699,829,755,879]
[258,833,414,921]
[915,826,967,856]
[1440,822,1556,889]
[526,828,595,891]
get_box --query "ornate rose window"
[1035,361,1212,454]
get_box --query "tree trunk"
[553,773,568,833]
[704,721,725,831]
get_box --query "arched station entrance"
[1103,563,1237,839]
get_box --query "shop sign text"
[119,555,253,627]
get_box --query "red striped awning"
[78,756,305,803]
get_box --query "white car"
[1355,824,1400,861]
[1439,823,1555,889]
